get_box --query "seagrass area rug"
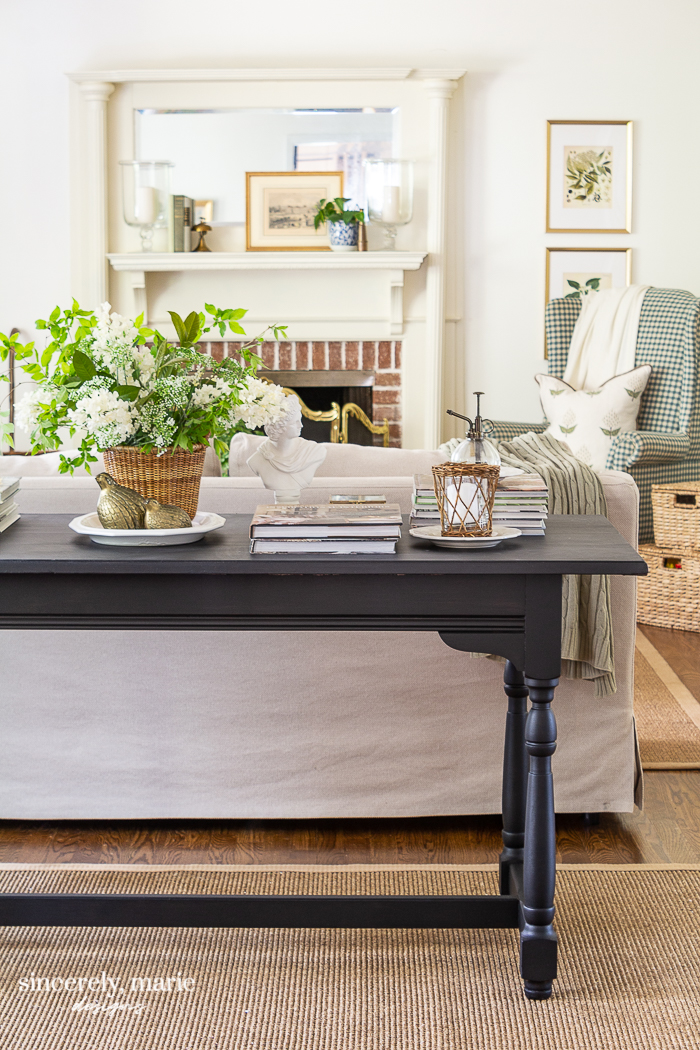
[0,863,699,1050]
[634,629,700,769]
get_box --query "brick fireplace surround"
[203,340,403,447]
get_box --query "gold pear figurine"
[144,498,192,530]
[95,473,147,529]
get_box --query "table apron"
[0,571,527,624]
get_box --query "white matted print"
[246,171,343,251]
[547,121,632,232]
[546,248,631,305]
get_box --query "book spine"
[171,196,194,252]
[172,196,183,252]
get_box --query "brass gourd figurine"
[191,219,212,252]
[95,473,147,529]
[144,498,192,529]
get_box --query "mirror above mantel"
[135,107,397,224]
[68,68,465,449]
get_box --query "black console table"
[0,513,646,1000]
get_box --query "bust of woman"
[246,396,326,503]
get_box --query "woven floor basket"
[103,445,207,520]
[637,543,700,633]
[652,481,700,550]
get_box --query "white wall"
[2,0,700,429]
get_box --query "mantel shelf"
[107,251,428,273]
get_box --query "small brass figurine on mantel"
[191,219,212,252]
[144,498,192,529]
[96,473,147,529]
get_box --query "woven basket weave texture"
[637,542,700,633]
[652,480,700,550]
[431,462,500,537]
[103,445,207,519]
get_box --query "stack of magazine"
[0,476,20,533]
[249,503,402,554]
[410,475,440,528]
[493,475,549,535]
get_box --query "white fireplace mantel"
[69,68,465,449]
[107,251,427,338]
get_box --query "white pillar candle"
[382,185,401,224]
[445,479,487,529]
[136,185,158,225]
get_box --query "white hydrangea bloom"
[92,302,139,352]
[67,389,136,448]
[15,389,47,434]
[232,378,288,430]
[192,384,220,408]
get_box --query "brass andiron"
[144,498,192,529]
[340,403,390,447]
[191,219,212,252]
[95,473,147,529]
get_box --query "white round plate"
[409,524,521,550]
[69,512,226,547]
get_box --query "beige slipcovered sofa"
[0,439,640,819]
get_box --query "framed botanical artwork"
[546,121,633,233]
[545,247,632,307]
[246,171,343,251]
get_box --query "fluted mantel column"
[422,76,458,450]
[78,80,114,308]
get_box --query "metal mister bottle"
[447,392,501,467]
[440,393,501,532]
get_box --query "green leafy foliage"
[0,301,288,474]
[313,197,365,229]
[563,277,602,300]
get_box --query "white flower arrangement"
[1,301,289,473]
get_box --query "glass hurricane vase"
[119,160,173,252]
[364,159,414,249]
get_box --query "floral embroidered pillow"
[535,365,652,471]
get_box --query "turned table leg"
[520,675,559,1000]
[499,661,528,895]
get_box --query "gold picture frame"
[546,120,633,233]
[545,247,632,357]
[245,171,344,251]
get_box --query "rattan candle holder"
[431,462,500,537]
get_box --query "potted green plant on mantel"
[0,302,289,517]
[313,197,366,252]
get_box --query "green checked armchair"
[489,288,700,543]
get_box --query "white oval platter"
[69,511,226,547]
[409,524,522,550]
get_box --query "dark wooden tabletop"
[0,514,647,576]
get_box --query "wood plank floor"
[1,626,698,868]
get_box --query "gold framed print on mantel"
[546,121,633,233]
[245,171,344,251]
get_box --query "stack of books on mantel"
[494,474,549,536]
[249,503,402,554]
[0,476,20,534]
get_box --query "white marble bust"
[246,396,326,503]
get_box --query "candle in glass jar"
[136,185,158,225]
[445,479,487,529]
[382,185,401,224]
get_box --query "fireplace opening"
[259,369,378,445]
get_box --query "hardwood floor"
[1,626,698,868]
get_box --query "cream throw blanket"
[563,285,650,391]
[496,432,615,698]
